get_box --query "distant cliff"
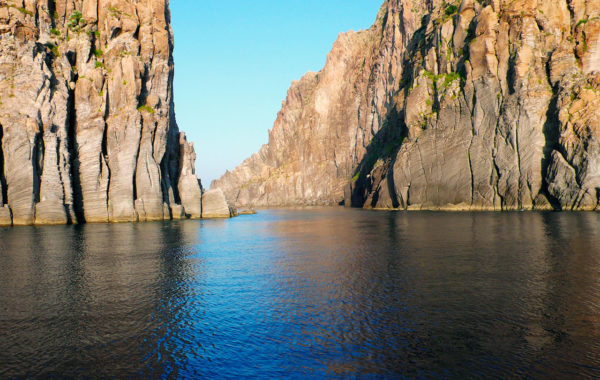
[0,0,203,225]
[213,0,600,211]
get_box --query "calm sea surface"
[1,209,600,378]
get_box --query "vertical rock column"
[177,133,202,218]
[35,59,77,225]
[133,0,179,221]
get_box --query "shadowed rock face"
[213,0,600,212]
[0,0,202,225]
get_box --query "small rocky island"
[0,0,230,225]
[213,0,600,212]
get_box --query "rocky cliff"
[213,0,600,211]
[0,0,204,225]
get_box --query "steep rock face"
[213,0,600,212]
[0,0,202,225]
[213,4,409,207]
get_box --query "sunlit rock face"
[213,0,600,211]
[0,0,202,225]
[201,188,232,219]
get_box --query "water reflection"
[264,211,600,377]
[0,221,201,378]
[0,211,600,378]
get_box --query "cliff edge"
[213,0,600,211]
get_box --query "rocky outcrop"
[177,133,202,218]
[201,188,232,218]
[0,0,202,225]
[213,0,600,212]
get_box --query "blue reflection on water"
[1,209,600,378]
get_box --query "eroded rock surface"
[0,0,202,225]
[201,188,232,219]
[213,0,600,211]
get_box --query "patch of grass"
[98,90,103,97]
[95,61,104,69]
[107,6,130,18]
[67,10,84,31]
[53,11,59,19]
[94,30,100,38]
[436,2,459,24]
[443,71,462,87]
[107,6,122,16]
[576,19,589,28]
[7,4,33,16]
[351,171,361,183]
[423,70,464,88]
[122,80,127,85]
[93,48,103,58]
[50,28,61,36]
[69,10,82,23]
[138,104,155,114]
[44,42,60,57]
[445,4,458,17]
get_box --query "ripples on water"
[1,209,600,378]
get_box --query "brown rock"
[214,0,600,212]
[178,133,202,219]
[202,188,232,219]
[0,0,203,225]
[0,205,11,226]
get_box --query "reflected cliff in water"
[1,210,600,378]
[0,221,200,378]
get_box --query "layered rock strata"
[213,0,600,211]
[0,0,203,225]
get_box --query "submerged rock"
[213,0,600,212]
[236,208,257,215]
[0,0,203,225]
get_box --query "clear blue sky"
[170,1,383,186]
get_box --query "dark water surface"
[1,209,600,378]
